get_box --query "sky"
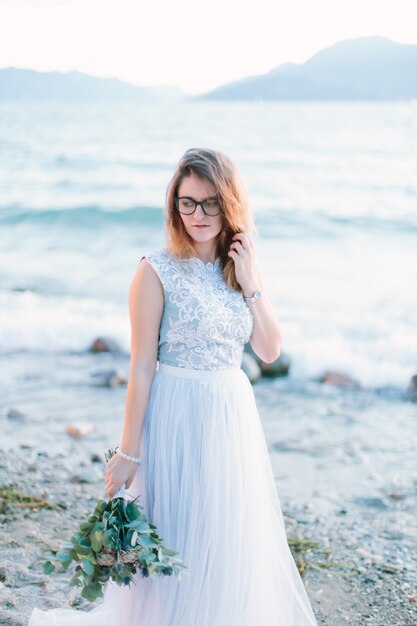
[0,0,416,95]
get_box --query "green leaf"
[125,519,152,532]
[69,571,83,587]
[102,529,116,548]
[91,532,103,552]
[97,500,108,514]
[81,558,94,576]
[79,537,92,548]
[71,533,85,545]
[137,535,159,548]
[145,553,157,564]
[74,544,92,556]
[56,550,72,563]
[43,560,56,575]
[81,583,102,602]
[163,547,181,557]
[126,502,140,520]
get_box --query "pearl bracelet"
[115,446,142,464]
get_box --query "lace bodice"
[141,249,254,370]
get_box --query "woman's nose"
[194,203,206,219]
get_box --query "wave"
[1,288,415,392]
[257,210,417,239]
[0,204,164,227]
[2,203,417,239]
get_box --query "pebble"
[90,369,127,387]
[66,422,94,438]
[259,352,291,378]
[318,371,361,389]
[356,548,371,558]
[7,408,25,420]
[70,472,93,484]
[89,336,121,352]
[377,563,399,574]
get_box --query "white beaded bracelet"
[115,446,142,464]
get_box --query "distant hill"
[0,67,185,102]
[195,36,417,101]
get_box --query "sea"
[0,100,416,537]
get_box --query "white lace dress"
[28,249,318,626]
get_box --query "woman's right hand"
[105,453,138,498]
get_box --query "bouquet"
[43,447,187,602]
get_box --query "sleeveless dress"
[28,249,318,626]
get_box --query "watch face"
[253,290,262,299]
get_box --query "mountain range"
[0,67,183,102]
[197,36,417,100]
[1,36,416,102]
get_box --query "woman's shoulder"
[141,248,171,264]
[139,249,179,283]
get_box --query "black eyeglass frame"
[174,196,222,216]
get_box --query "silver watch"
[243,289,263,303]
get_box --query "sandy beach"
[1,352,416,625]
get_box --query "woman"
[29,148,317,625]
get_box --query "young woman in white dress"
[28,147,318,625]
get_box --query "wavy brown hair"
[163,147,256,292]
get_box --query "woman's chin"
[189,231,214,242]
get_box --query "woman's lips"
[193,225,209,228]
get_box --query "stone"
[6,408,25,420]
[244,343,291,377]
[377,563,399,574]
[90,369,127,387]
[89,336,121,353]
[406,374,417,402]
[319,371,361,389]
[66,422,94,438]
[259,352,291,377]
[353,496,389,510]
[70,471,94,484]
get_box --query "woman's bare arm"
[105,257,163,497]
[229,232,283,364]
[244,264,283,364]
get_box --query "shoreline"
[0,446,416,625]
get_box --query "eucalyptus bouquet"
[43,447,187,602]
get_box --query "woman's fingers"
[106,483,117,498]
[232,232,254,250]
[125,469,137,488]
[230,240,246,254]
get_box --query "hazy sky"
[0,0,416,94]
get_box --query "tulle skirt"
[28,361,317,626]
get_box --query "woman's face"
[176,173,223,246]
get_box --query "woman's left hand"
[227,232,259,294]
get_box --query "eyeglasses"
[174,196,222,216]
